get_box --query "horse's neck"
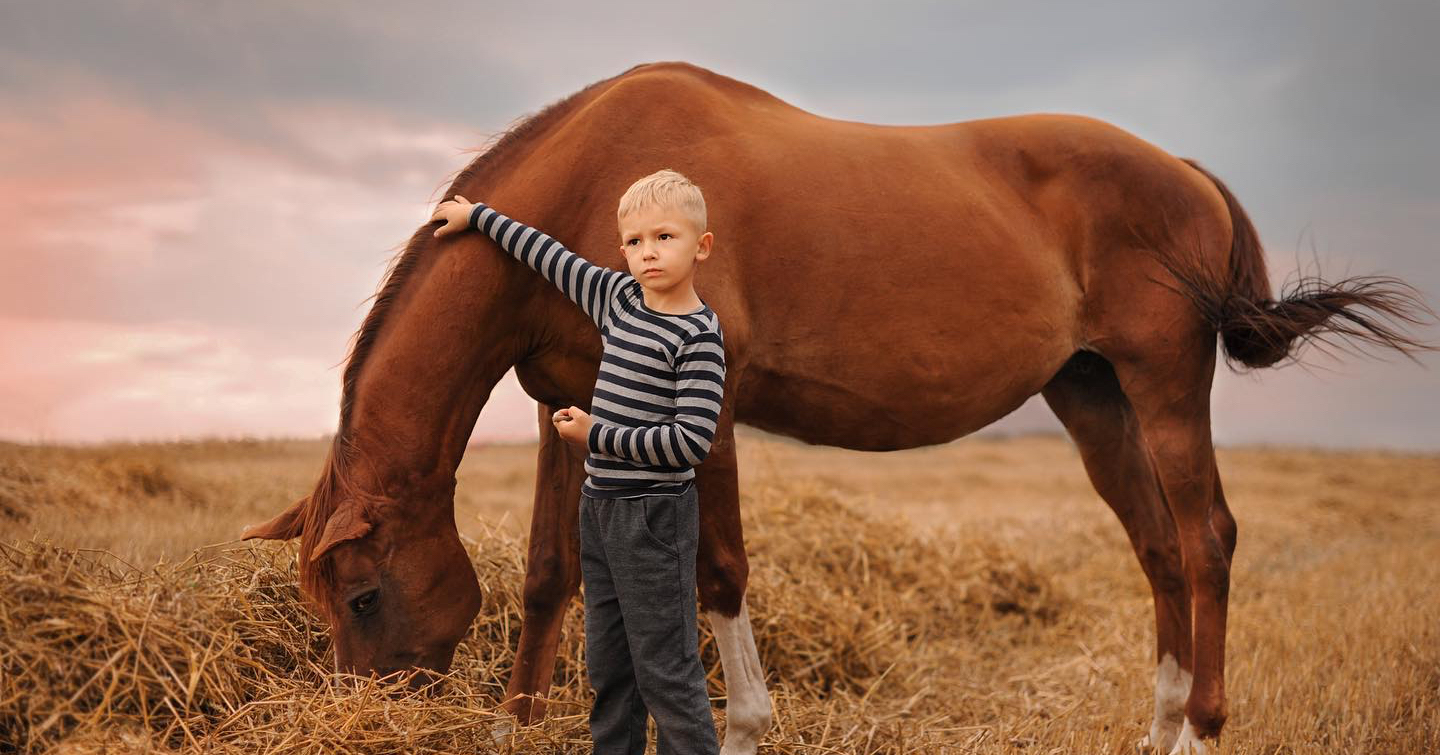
[338,112,623,498]
[341,238,528,498]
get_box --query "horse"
[242,61,1431,754]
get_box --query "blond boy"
[432,169,725,755]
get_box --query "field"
[1,427,1437,753]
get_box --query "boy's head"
[617,168,706,234]
[616,169,714,294]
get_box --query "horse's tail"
[1158,157,1435,370]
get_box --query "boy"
[430,169,725,755]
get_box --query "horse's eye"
[349,589,379,616]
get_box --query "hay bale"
[721,479,1063,697]
[1,480,1065,753]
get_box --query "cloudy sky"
[1,0,1436,450]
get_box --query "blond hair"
[616,168,706,233]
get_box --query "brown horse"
[243,61,1431,754]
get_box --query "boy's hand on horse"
[431,194,476,238]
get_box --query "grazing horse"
[242,61,1431,754]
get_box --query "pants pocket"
[639,497,680,557]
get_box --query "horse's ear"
[241,496,309,541]
[309,498,374,564]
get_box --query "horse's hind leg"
[1041,351,1193,753]
[1110,342,1232,755]
[1210,465,1237,564]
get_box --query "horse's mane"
[296,65,649,602]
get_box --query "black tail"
[1160,158,1436,370]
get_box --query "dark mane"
[298,65,648,599]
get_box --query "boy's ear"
[241,495,309,541]
[697,231,714,258]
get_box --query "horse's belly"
[727,146,1084,450]
[736,331,1074,451]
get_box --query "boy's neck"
[642,283,703,314]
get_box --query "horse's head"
[243,481,483,681]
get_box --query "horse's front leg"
[500,401,586,723]
[696,406,772,755]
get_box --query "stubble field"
[1,426,1436,753]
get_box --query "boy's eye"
[626,239,637,245]
[660,233,672,240]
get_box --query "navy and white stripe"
[470,203,628,328]
[470,202,726,499]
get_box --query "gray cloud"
[0,0,529,124]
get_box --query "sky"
[1,0,1436,450]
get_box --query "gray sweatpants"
[579,481,720,755]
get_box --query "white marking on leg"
[1166,718,1207,755]
[707,598,771,755]
[1137,653,1191,753]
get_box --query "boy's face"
[618,203,713,294]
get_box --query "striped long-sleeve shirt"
[468,202,726,499]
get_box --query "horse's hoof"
[1165,720,1208,755]
[490,718,515,744]
[1141,716,1183,753]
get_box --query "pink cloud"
[0,316,540,444]
[0,87,542,444]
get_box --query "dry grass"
[1,428,1437,753]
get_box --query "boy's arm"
[587,328,726,468]
[469,202,630,328]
